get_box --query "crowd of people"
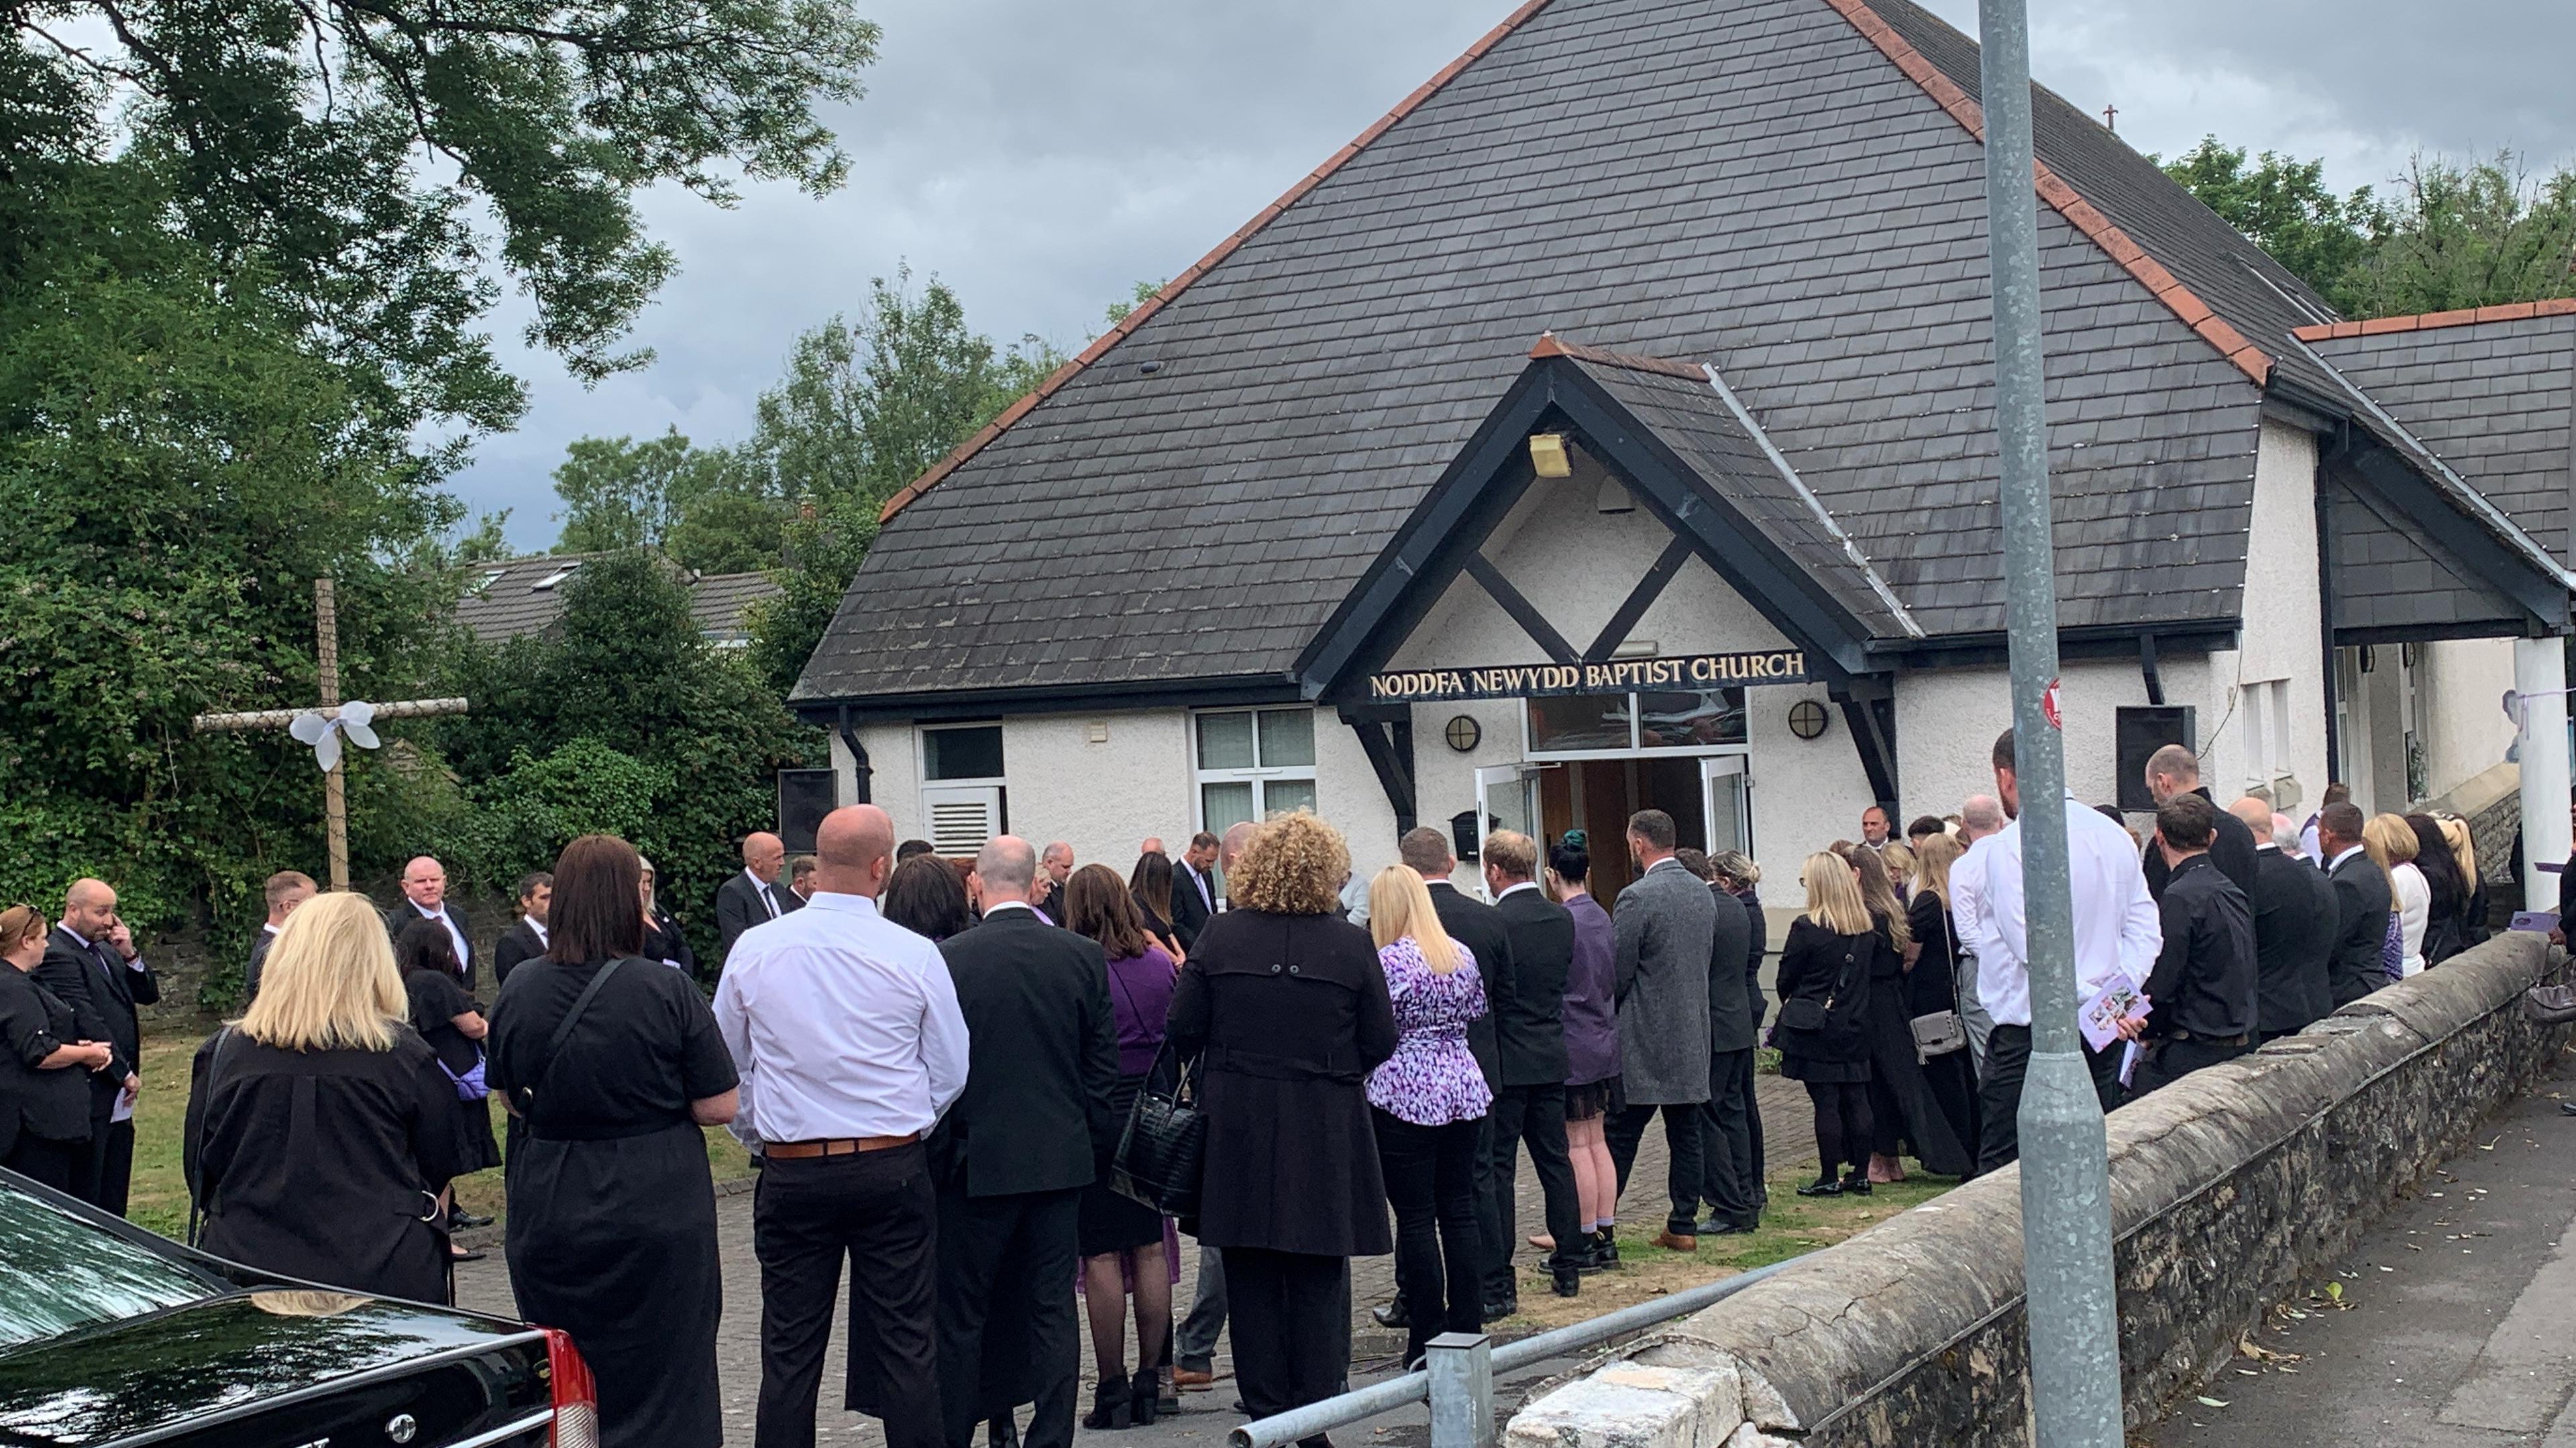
[0,724,2518,1448]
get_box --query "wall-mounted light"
[1788,699,1831,740]
[1529,433,1572,478]
[1445,714,1483,753]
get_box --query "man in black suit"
[2227,798,2334,1040]
[1171,832,1219,947]
[1399,826,1517,1319]
[2140,745,2258,901]
[492,871,553,987]
[933,836,1120,1448]
[2126,794,2257,1094]
[1478,830,1583,1301]
[716,832,803,966]
[2318,801,2392,1006]
[38,879,158,1212]
[243,869,315,1003]
[1034,842,1075,925]
[385,856,474,991]
[1698,873,1761,1235]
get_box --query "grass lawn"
[1503,1165,1958,1331]
[125,1027,755,1243]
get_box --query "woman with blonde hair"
[1,905,112,1190]
[1898,834,1980,1171]
[1167,812,1397,1429]
[1773,853,1886,1197]
[2438,816,2487,947]
[1364,864,1491,1368]
[1843,846,1969,1182]
[2363,812,2428,978]
[183,891,464,1302]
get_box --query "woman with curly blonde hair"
[1167,811,1397,1429]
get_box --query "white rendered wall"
[1894,655,2218,824]
[998,711,1195,870]
[2418,638,2516,803]
[2195,423,2331,813]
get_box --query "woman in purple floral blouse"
[1364,865,1492,1368]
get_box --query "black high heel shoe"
[1083,1375,1130,1431]
[1128,1370,1160,1427]
[1794,1174,1844,1197]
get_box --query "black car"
[0,1170,592,1447]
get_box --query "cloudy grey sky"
[453,0,2575,550]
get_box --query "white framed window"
[1521,687,1749,759]
[1193,708,1318,840]
[2241,677,2295,793]
[918,723,1006,854]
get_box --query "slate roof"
[453,552,782,647]
[795,0,2310,708]
[1552,344,1922,641]
[2303,304,2576,563]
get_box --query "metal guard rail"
[1228,1253,1808,1448]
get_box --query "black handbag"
[1111,1038,1206,1217]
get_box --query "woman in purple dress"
[1547,839,1622,1268]
[1364,865,1491,1368]
[1063,864,1180,1429]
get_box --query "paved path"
[2143,1052,2576,1447]
[456,1074,1820,1445]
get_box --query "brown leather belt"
[765,1133,919,1158]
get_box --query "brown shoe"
[1650,1229,1697,1253]
[1172,1368,1216,1392]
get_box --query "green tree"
[422,550,810,964]
[1104,278,1167,329]
[551,428,784,571]
[741,266,1061,689]
[9,0,883,433]
[2342,156,2576,317]
[2161,139,2372,303]
[451,511,519,563]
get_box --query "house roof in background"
[452,553,782,647]
[797,0,2286,708]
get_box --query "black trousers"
[753,1146,941,1448]
[1743,1011,1767,1202]
[1604,1101,1704,1235]
[1698,1048,1758,1225]
[1373,1111,1483,1365]
[1487,1082,1581,1292]
[1976,1025,2128,1174]
[3,1134,82,1194]
[2129,1035,2252,1097]
[1226,1246,1350,1428]
[1805,1080,1874,1175]
[1468,1113,1505,1306]
[936,1186,1081,1448]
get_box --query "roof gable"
[794,0,2276,708]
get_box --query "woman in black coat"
[1902,836,1980,1174]
[1165,812,1397,1437]
[1,906,111,1190]
[1772,853,1880,1199]
[184,892,465,1302]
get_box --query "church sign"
[1362,650,1809,704]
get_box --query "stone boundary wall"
[1505,932,2571,1448]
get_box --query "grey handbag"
[1910,902,1969,1063]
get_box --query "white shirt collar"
[1497,880,1542,900]
[411,901,443,917]
[60,925,93,949]
[530,919,551,943]
[260,922,281,936]
[983,899,1039,917]
[745,867,773,889]
[2328,844,2367,871]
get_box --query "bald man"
[718,830,804,966]
[40,878,157,1211]
[1033,841,1075,925]
[932,836,1120,1445]
[716,805,967,1448]
[385,856,474,991]
[2231,795,2337,1040]
[2140,745,2259,903]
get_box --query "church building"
[792,0,2576,902]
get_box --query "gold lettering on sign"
[1359,650,1810,704]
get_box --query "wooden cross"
[193,577,470,889]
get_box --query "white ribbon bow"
[288,701,381,772]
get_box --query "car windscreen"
[0,1187,217,1352]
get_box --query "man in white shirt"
[714,805,969,1448]
[1946,795,2008,1078]
[717,832,804,966]
[388,856,474,990]
[1961,730,2161,1172]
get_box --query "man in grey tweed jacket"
[1603,809,1716,1251]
